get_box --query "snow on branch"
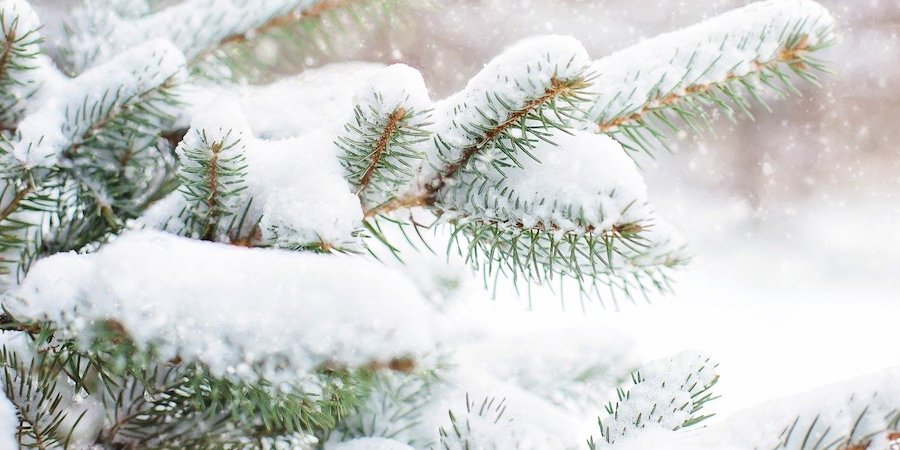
[338,64,433,210]
[585,0,836,155]
[413,35,592,204]
[176,100,250,241]
[605,368,900,450]
[592,352,719,448]
[206,0,423,78]
[441,129,688,297]
[9,39,186,169]
[7,230,436,382]
[147,97,363,251]
[63,0,408,74]
[63,0,320,71]
[0,0,43,127]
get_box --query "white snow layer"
[587,0,837,128]
[353,63,432,117]
[9,39,185,168]
[149,97,364,248]
[420,34,591,183]
[9,230,435,382]
[183,62,386,139]
[440,130,651,233]
[0,391,15,450]
[609,367,900,450]
[0,0,44,126]
[64,0,319,71]
[329,437,415,450]
[597,352,718,446]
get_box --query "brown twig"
[356,107,406,197]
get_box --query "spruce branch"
[365,74,593,219]
[0,0,42,127]
[176,128,249,241]
[593,353,720,447]
[447,216,685,302]
[338,64,432,211]
[584,0,836,155]
[200,0,429,82]
[767,408,900,450]
[333,363,442,446]
[439,395,514,450]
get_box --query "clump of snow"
[718,367,900,450]
[176,98,250,232]
[420,34,590,182]
[8,230,435,382]
[457,327,637,416]
[9,39,185,169]
[150,98,364,249]
[184,62,386,139]
[608,368,900,450]
[597,352,718,446]
[436,382,585,450]
[586,0,836,129]
[440,130,651,233]
[0,0,44,126]
[64,0,319,71]
[353,64,432,117]
[0,391,16,450]
[329,437,415,450]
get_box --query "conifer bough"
[0,0,896,449]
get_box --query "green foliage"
[332,366,443,446]
[590,19,835,157]
[430,75,593,190]
[446,208,685,303]
[0,5,42,126]
[176,128,250,241]
[338,101,431,209]
[438,395,514,450]
[592,357,720,448]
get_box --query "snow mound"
[9,230,435,382]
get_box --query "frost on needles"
[0,0,896,449]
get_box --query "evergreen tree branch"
[357,107,407,195]
[0,0,42,127]
[364,75,592,219]
[584,0,836,155]
[338,64,432,211]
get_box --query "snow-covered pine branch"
[338,64,432,210]
[147,98,364,251]
[176,104,250,241]
[0,0,42,127]
[63,0,425,77]
[592,352,719,447]
[603,369,900,450]
[8,230,435,382]
[63,0,318,72]
[585,0,836,155]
